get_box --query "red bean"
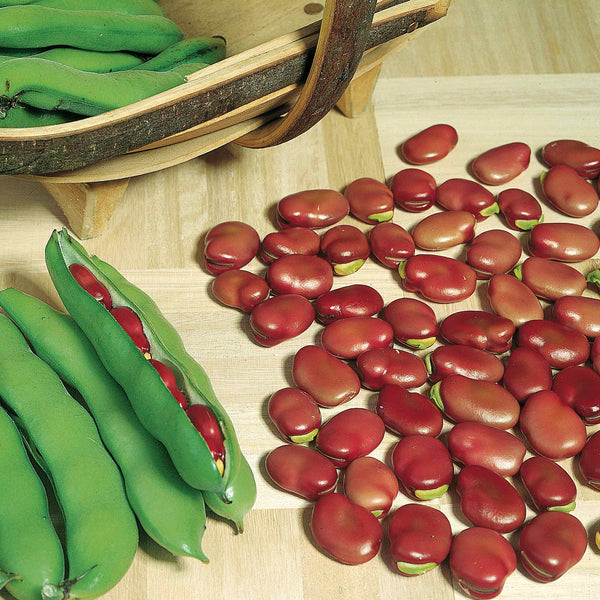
[471,142,531,185]
[249,294,314,347]
[267,388,321,443]
[466,229,522,279]
[321,316,393,360]
[448,422,526,477]
[320,225,370,275]
[391,435,453,500]
[486,273,544,327]
[543,139,600,178]
[203,221,260,275]
[343,456,398,518]
[503,346,552,403]
[412,210,476,250]
[541,164,599,217]
[266,254,333,299]
[430,374,520,430]
[376,384,443,437]
[440,310,515,354]
[292,345,360,408]
[315,408,385,468]
[265,444,338,500]
[260,227,321,263]
[519,390,587,459]
[449,527,516,600]
[212,269,269,313]
[528,222,599,262]
[553,365,600,424]
[69,263,112,309]
[399,254,477,303]
[110,306,150,355]
[390,168,437,212]
[553,295,600,338]
[436,178,499,221]
[382,297,438,350]
[314,284,384,324]
[401,124,458,165]
[277,189,349,229]
[426,344,504,383]
[456,465,526,533]
[515,256,587,300]
[518,511,587,582]
[388,504,452,576]
[149,359,188,409]
[368,222,415,269]
[497,188,543,231]
[310,493,382,565]
[520,456,577,512]
[578,430,600,490]
[356,347,427,390]
[344,177,394,224]
[186,404,226,471]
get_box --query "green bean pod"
[0,103,76,127]
[0,406,64,600]
[46,229,252,507]
[0,6,183,52]
[0,288,210,562]
[33,0,165,16]
[0,313,138,600]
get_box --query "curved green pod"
[0,406,64,600]
[33,0,165,16]
[0,103,76,127]
[0,288,209,562]
[0,313,138,600]
[46,229,252,504]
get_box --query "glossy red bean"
[593,337,600,375]
[528,222,599,262]
[376,384,443,437]
[277,189,349,229]
[203,221,260,275]
[519,390,586,460]
[542,139,600,178]
[520,456,577,512]
[553,365,600,424]
[517,319,590,369]
[382,297,438,350]
[390,168,437,212]
[503,346,552,403]
[426,345,504,383]
[267,254,333,299]
[292,345,360,408]
[249,294,314,347]
[265,444,338,500]
[466,229,522,279]
[149,359,188,409]
[321,316,393,360]
[457,465,526,533]
[401,124,458,165]
[267,388,321,443]
[486,273,544,327]
[388,504,452,576]
[436,178,498,221]
[314,284,384,324]
[369,222,415,269]
[497,188,543,231]
[315,408,385,468]
[391,435,453,500]
[320,225,370,275]
[430,375,520,430]
[69,263,112,309]
[344,177,394,224]
[260,227,321,263]
[186,404,226,469]
[344,456,398,518]
[440,310,515,354]
[448,422,526,477]
[518,511,587,582]
[356,348,427,390]
[553,295,600,338]
[399,254,477,303]
[412,210,476,251]
[212,269,269,313]
[579,430,600,490]
[311,493,382,565]
[471,142,531,185]
[541,164,599,217]
[110,306,150,354]
[516,256,587,300]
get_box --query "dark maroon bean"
[390,168,437,212]
[320,225,370,275]
[344,177,394,224]
[471,142,531,185]
[314,284,384,324]
[356,347,427,390]
[497,188,543,231]
[440,310,515,354]
[520,456,577,512]
[267,254,333,299]
[204,221,260,275]
[486,273,544,327]
[426,344,504,383]
[541,164,599,217]
[553,366,600,424]
[503,346,552,403]
[260,227,321,263]
[277,189,349,229]
[401,124,458,165]
[436,178,499,221]
[369,222,415,269]
[553,295,600,338]
[382,297,438,350]
[528,222,599,262]
[542,139,600,178]
[321,316,393,360]
[466,229,522,279]
[211,269,269,313]
[515,256,587,300]
[412,210,476,250]
[268,388,321,443]
[579,430,600,490]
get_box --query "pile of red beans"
[203,124,600,599]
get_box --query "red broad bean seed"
[519,390,587,460]
[425,344,504,383]
[553,365,600,424]
[292,345,360,408]
[471,142,531,185]
[440,310,515,354]
[277,189,349,229]
[553,295,600,338]
[69,263,112,309]
[369,222,415,269]
[344,177,394,224]
[267,388,321,443]
[497,188,543,231]
[579,430,600,490]
[382,297,438,350]
[520,456,577,512]
[390,168,437,212]
[528,222,599,262]
[486,273,544,327]
[541,164,599,217]
[392,435,453,500]
[266,255,333,299]
[466,229,522,279]
[376,384,443,437]
[515,256,587,301]
[542,139,600,178]
[150,359,188,409]
[212,269,269,313]
[314,284,384,324]
[311,493,382,565]
[110,306,151,354]
[203,221,260,275]
[356,347,427,390]
[260,227,321,263]
[436,178,499,221]
[503,346,552,403]
[321,316,393,360]
[400,124,458,165]
[411,210,476,251]
[320,225,370,276]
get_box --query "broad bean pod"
[33,0,165,15]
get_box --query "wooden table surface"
[1,1,600,599]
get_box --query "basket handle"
[235,0,377,148]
